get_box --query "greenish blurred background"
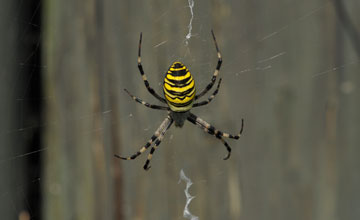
[1,0,359,219]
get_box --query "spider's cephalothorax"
[115,30,244,170]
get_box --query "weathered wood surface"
[34,0,360,219]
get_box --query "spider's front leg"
[143,132,167,170]
[114,116,173,170]
[187,113,244,160]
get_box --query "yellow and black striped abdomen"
[163,62,195,112]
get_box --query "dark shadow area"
[21,0,42,219]
[334,0,360,56]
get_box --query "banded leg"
[193,78,222,108]
[114,135,157,160]
[195,30,222,100]
[114,116,173,164]
[187,114,232,159]
[143,122,171,170]
[187,113,244,160]
[124,89,169,110]
[137,32,167,103]
[189,113,244,139]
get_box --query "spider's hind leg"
[195,30,222,100]
[137,32,167,103]
[124,89,169,110]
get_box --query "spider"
[115,30,244,170]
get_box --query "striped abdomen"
[163,62,195,112]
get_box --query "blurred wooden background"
[1,0,360,219]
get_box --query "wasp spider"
[115,30,244,170]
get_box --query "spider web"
[1,0,359,219]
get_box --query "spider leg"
[114,135,157,160]
[187,113,244,160]
[187,114,232,159]
[195,30,222,100]
[114,116,173,170]
[137,32,167,103]
[189,113,244,139]
[143,127,170,170]
[193,78,222,108]
[124,89,170,110]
